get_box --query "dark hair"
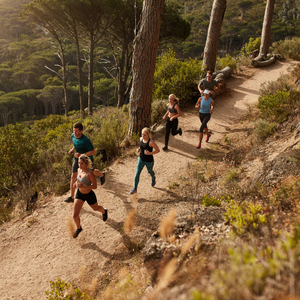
[73,122,83,131]
[207,70,213,76]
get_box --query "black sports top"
[168,103,178,114]
[140,138,153,163]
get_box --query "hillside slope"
[0,60,297,299]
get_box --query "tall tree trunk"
[128,0,165,135]
[259,0,275,58]
[59,42,69,117]
[88,34,94,116]
[202,0,226,71]
[74,28,84,118]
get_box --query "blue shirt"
[200,96,212,114]
[72,133,94,161]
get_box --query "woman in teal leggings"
[129,128,160,194]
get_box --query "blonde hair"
[79,154,92,169]
[141,127,151,138]
[169,94,179,103]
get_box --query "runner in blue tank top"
[195,89,215,149]
[129,127,160,194]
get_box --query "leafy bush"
[259,73,291,96]
[272,37,300,59]
[241,37,261,55]
[258,90,300,123]
[271,178,300,211]
[153,49,205,105]
[254,120,277,140]
[211,222,300,299]
[45,277,95,300]
[92,109,129,156]
[202,195,221,207]
[151,99,168,124]
[215,55,237,72]
[224,200,267,236]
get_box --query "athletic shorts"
[75,189,97,205]
[72,158,94,173]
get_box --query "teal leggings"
[134,156,155,189]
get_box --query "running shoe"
[103,209,108,222]
[179,128,182,136]
[205,133,211,142]
[151,180,156,187]
[129,188,137,194]
[64,196,74,203]
[100,172,106,185]
[73,227,82,238]
[196,143,201,149]
[162,146,168,151]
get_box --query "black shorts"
[75,189,97,205]
[72,158,94,173]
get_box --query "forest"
[0,0,299,125]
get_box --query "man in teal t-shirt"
[64,122,103,203]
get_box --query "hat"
[203,89,210,94]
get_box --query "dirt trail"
[0,60,297,299]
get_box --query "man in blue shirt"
[64,122,104,203]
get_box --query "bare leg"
[70,172,77,199]
[90,202,105,214]
[73,199,84,229]
[204,127,209,136]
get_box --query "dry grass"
[66,215,75,238]
[124,209,136,234]
[159,209,177,240]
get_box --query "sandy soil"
[0,60,297,299]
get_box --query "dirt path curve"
[0,60,297,299]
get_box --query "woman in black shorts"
[72,154,108,238]
[162,94,182,151]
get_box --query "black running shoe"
[73,227,82,238]
[100,172,106,185]
[179,128,182,136]
[103,209,108,222]
[162,146,168,151]
[64,196,74,203]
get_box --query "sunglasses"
[207,75,212,78]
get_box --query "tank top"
[140,138,154,163]
[200,96,212,114]
[77,173,91,186]
[168,103,178,114]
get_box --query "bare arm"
[145,140,160,155]
[74,148,96,159]
[210,99,215,114]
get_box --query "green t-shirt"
[71,133,94,161]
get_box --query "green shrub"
[241,37,261,55]
[257,90,300,123]
[151,99,168,124]
[93,109,129,156]
[153,49,205,105]
[259,74,290,96]
[271,179,300,211]
[215,54,237,72]
[254,120,277,140]
[224,200,267,236]
[272,37,300,59]
[211,222,300,299]
[45,277,95,300]
[202,195,221,207]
